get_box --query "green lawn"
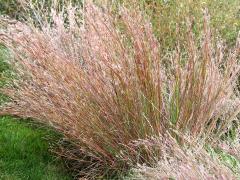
[0,116,72,180]
[0,47,72,180]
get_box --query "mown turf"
[0,47,72,180]
[0,116,72,180]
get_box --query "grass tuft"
[0,1,240,178]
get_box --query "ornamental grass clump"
[0,1,240,178]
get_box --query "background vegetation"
[108,0,240,49]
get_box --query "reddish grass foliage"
[0,2,240,178]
